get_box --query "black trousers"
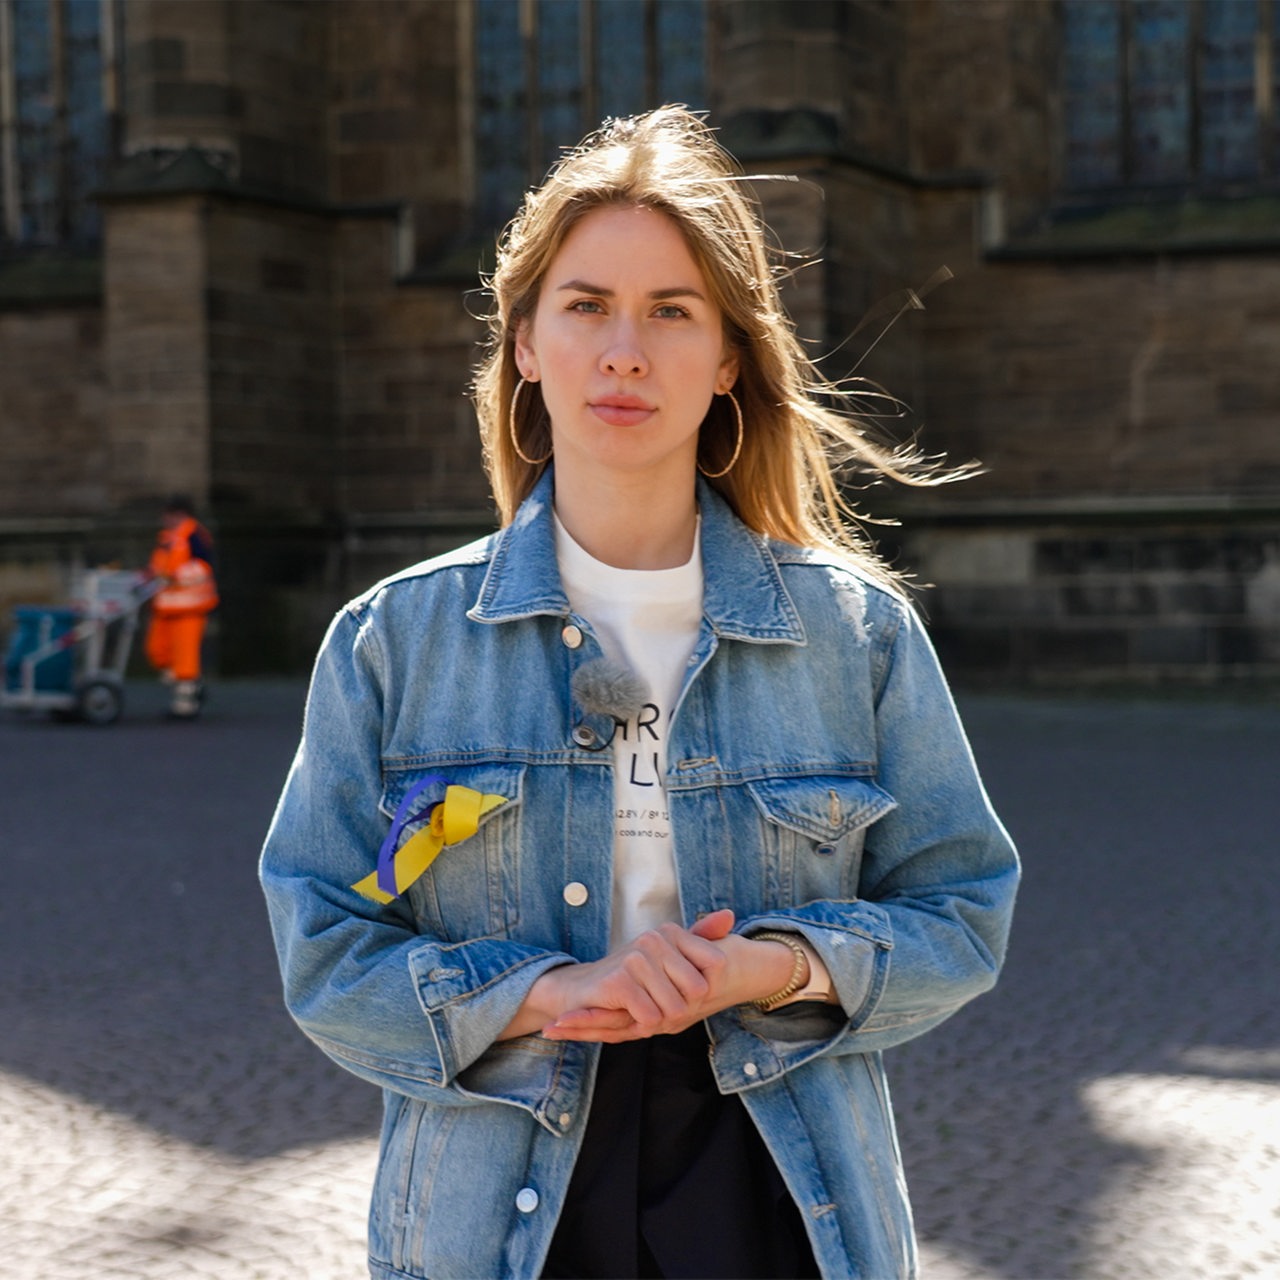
[542,1025,820,1280]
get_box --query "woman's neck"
[554,472,698,570]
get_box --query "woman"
[260,107,1018,1280]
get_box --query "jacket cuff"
[409,937,574,1066]
[706,902,893,1093]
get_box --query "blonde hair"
[472,106,967,584]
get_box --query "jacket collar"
[468,467,806,645]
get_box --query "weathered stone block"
[149,80,245,119]
[931,625,1015,675]
[130,37,185,75]
[339,108,422,146]
[1153,579,1247,619]
[1026,626,1128,669]
[1037,538,1137,576]
[1130,626,1211,667]
[1062,581,1159,618]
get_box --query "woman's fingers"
[545,1008,634,1039]
[689,908,735,941]
[621,928,710,1013]
[532,918,755,1041]
[544,1005,702,1043]
[571,928,714,1025]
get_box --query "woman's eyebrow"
[554,279,707,302]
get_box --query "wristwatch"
[790,937,835,1003]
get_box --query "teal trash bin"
[4,606,80,694]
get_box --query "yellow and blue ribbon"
[353,773,507,904]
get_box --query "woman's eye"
[569,299,604,314]
[655,304,689,320]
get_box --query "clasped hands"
[498,909,804,1044]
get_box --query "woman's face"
[515,204,738,489]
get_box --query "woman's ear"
[513,319,539,382]
[716,348,740,395]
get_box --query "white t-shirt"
[554,514,703,946]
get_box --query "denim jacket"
[260,469,1018,1280]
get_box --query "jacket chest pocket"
[746,775,897,905]
[379,761,526,940]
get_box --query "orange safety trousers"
[145,611,208,682]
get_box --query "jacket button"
[743,1062,759,1077]
[561,624,583,649]
[515,1187,539,1213]
[571,724,597,747]
[563,881,589,907]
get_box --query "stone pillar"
[714,1,919,398]
[120,0,238,162]
[101,194,212,511]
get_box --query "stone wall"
[904,0,1055,215]
[101,198,212,513]
[204,201,338,514]
[3,0,1279,683]
[718,0,909,170]
[330,0,469,262]
[123,0,329,199]
[334,218,489,518]
[0,307,107,517]
[877,0,1280,685]
[910,246,1280,506]
[899,516,1280,685]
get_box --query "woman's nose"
[601,325,647,377]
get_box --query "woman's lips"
[590,396,654,427]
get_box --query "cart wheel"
[77,678,124,726]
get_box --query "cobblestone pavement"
[1,679,1276,1279]
[895,692,1280,1280]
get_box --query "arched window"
[473,0,708,227]
[0,0,120,248]
[1062,0,1279,192]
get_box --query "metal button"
[563,881,589,907]
[515,1187,539,1213]
[558,1112,572,1128]
[561,624,583,649]
[743,1062,759,1077]
[571,724,597,748]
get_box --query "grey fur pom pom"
[571,656,651,722]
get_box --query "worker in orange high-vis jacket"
[144,495,219,719]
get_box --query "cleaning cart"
[2,569,163,725]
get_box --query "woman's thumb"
[690,908,735,940]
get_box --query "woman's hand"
[497,910,805,1043]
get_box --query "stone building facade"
[2,0,1278,681]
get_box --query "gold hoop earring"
[698,389,743,479]
[509,376,552,466]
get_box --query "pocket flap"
[747,775,896,842]
[378,761,526,832]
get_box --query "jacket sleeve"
[258,605,584,1129]
[706,598,1019,1093]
